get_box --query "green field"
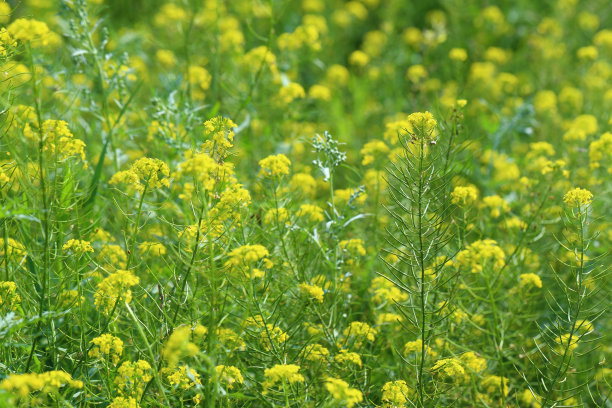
[0,0,610,407]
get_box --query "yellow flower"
[216,365,243,389]
[480,375,509,396]
[163,326,199,368]
[343,321,377,344]
[163,365,201,390]
[109,397,139,408]
[264,207,290,225]
[110,158,170,192]
[481,195,510,218]
[455,239,505,273]
[308,84,332,101]
[0,371,82,398]
[370,276,408,304]
[460,351,487,373]
[555,333,579,353]
[563,188,593,207]
[519,273,543,289]
[263,364,304,392]
[451,186,479,206]
[225,244,272,278]
[290,173,317,198]
[94,270,140,313]
[296,204,324,222]
[7,18,57,47]
[302,344,330,363]
[432,358,465,381]
[278,82,306,104]
[403,339,437,358]
[381,380,410,408]
[62,239,94,254]
[349,50,370,67]
[449,47,468,61]
[298,283,324,303]
[360,139,389,166]
[339,239,366,256]
[25,120,87,164]
[115,360,153,397]
[0,281,20,312]
[259,154,291,178]
[334,349,362,368]
[89,334,124,365]
[138,241,167,256]
[188,65,211,100]
[202,116,237,160]
[325,378,363,408]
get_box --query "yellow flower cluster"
[370,276,408,304]
[563,187,593,207]
[0,370,82,399]
[97,244,127,269]
[62,239,94,254]
[89,333,124,365]
[174,151,227,192]
[138,241,167,256]
[188,65,211,100]
[455,239,505,273]
[225,244,272,278]
[246,315,290,351]
[163,326,199,368]
[24,120,87,164]
[432,357,465,380]
[303,344,330,363]
[403,339,437,358]
[480,375,509,396]
[115,360,153,398]
[451,185,479,206]
[263,207,290,225]
[343,321,377,345]
[259,154,292,178]
[7,18,57,47]
[109,397,139,408]
[278,24,322,51]
[298,282,325,303]
[263,364,304,392]
[334,349,362,368]
[202,116,237,160]
[110,158,170,193]
[460,351,488,373]
[278,82,306,104]
[0,281,20,311]
[325,378,363,408]
[216,365,243,389]
[360,139,390,166]
[164,365,201,390]
[555,333,579,353]
[381,380,410,408]
[0,238,26,260]
[519,273,543,289]
[383,111,438,145]
[589,132,612,171]
[481,195,510,218]
[339,239,366,256]
[94,269,140,313]
[296,203,324,222]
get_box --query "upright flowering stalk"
[109,157,169,269]
[531,188,603,408]
[385,111,458,407]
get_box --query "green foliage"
[0,0,610,407]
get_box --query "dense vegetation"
[0,0,610,406]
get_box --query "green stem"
[125,302,171,407]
